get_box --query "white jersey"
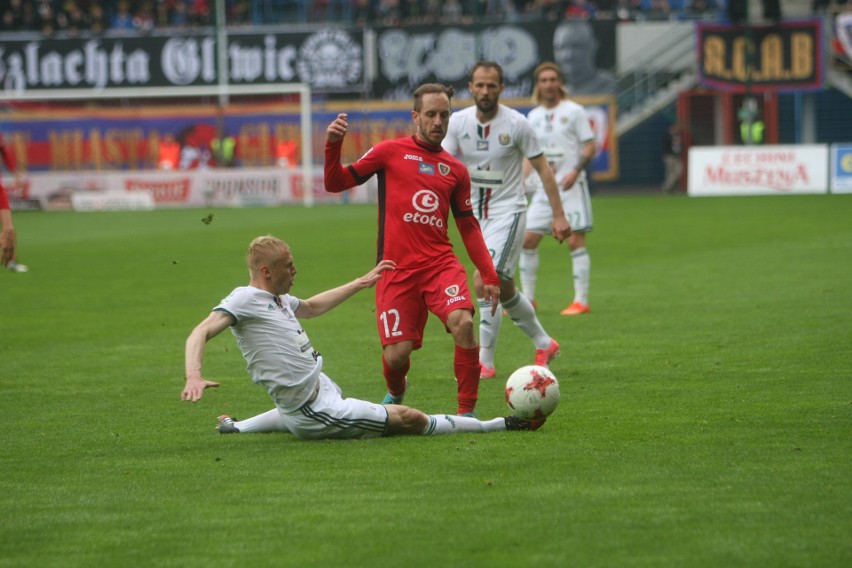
[526,99,595,202]
[215,286,321,412]
[443,104,543,220]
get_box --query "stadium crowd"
[1,0,728,36]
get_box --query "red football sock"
[454,344,480,414]
[382,354,409,397]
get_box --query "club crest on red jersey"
[438,163,450,176]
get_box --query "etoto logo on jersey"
[404,190,444,228]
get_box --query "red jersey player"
[324,83,500,416]
[0,133,26,272]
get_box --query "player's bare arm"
[296,260,396,319]
[0,208,15,266]
[181,310,234,402]
[560,139,596,190]
[324,114,359,193]
[529,153,572,243]
[326,113,349,143]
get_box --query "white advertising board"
[688,145,829,196]
[829,144,852,194]
[20,167,374,211]
[71,191,155,212]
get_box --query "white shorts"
[526,178,593,234]
[479,211,526,280]
[280,373,389,440]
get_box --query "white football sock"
[422,414,506,434]
[503,291,551,349]
[478,297,502,368]
[571,247,590,305]
[234,408,289,433]
[519,248,539,301]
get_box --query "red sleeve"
[456,215,499,286]
[324,140,357,193]
[0,184,10,210]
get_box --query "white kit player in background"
[521,62,597,316]
[442,61,571,381]
[180,235,546,439]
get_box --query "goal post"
[0,82,316,207]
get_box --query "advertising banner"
[372,20,617,101]
[4,95,618,181]
[696,19,824,93]
[20,167,372,210]
[0,28,365,95]
[688,145,829,196]
[830,143,852,194]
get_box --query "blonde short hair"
[247,235,289,276]
[531,62,570,104]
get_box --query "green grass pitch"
[1,194,850,567]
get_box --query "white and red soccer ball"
[505,365,561,420]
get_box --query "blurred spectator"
[539,0,568,20]
[134,1,156,32]
[325,0,353,21]
[2,0,27,31]
[421,0,442,23]
[63,1,91,36]
[111,0,135,29]
[480,0,513,21]
[646,0,673,19]
[227,0,250,24]
[565,0,597,18]
[616,0,645,20]
[399,0,422,23]
[158,133,181,169]
[514,0,541,20]
[353,0,375,24]
[35,0,59,36]
[661,121,684,193]
[0,0,732,30]
[89,1,107,33]
[688,0,717,18]
[169,0,190,26]
[375,0,401,24]
[811,0,831,15]
[441,0,465,22]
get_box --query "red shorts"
[375,260,475,349]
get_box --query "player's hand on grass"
[326,113,349,143]
[181,377,220,402]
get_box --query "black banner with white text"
[696,19,824,93]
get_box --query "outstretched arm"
[529,153,572,243]
[324,113,357,193]
[181,310,235,402]
[296,260,396,319]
